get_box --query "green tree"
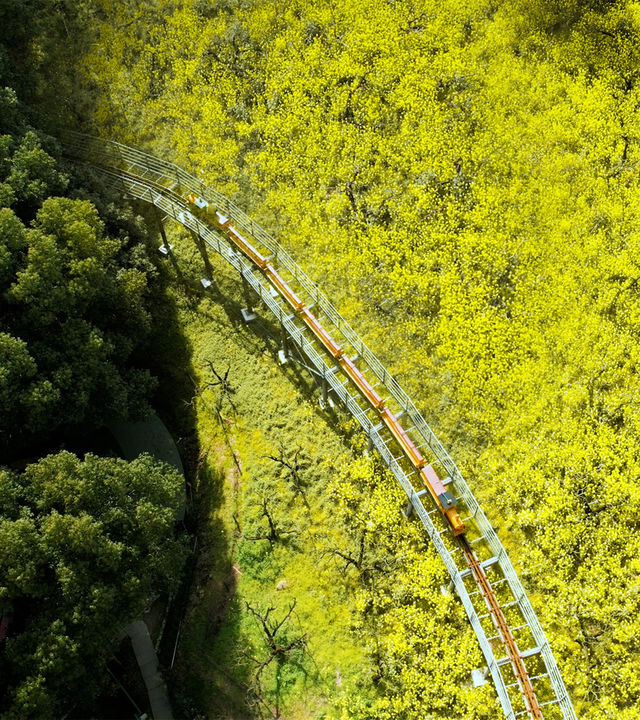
[0,451,187,720]
[0,130,68,218]
[1,190,159,452]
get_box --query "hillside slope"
[29,1,640,717]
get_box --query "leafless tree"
[323,529,392,578]
[243,498,298,545]
[242,600,307,682]
[204,360,237,412]
[265,444,309,507]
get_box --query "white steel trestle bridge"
[62,131,577,720]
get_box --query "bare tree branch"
[244,499,298,545]
[242,600,307,683]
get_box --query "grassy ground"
[157,220,373,719]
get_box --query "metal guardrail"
[62,131,577,720]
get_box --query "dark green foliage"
[0,130,67,219]
[0,451,188,720]
[0,129,160,453]
[0,11,192,720]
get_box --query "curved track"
[62,132,577,720]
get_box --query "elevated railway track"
[62,132,577,720]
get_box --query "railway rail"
[62,131,577,720]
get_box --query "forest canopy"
[0,452,187,719]
[0,75,160,454]
[1,13,188,719]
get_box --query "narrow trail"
[63,131,576,720]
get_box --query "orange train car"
[337,353,385,408]
[301,308,343,359]
[421,464,465,536]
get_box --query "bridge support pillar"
[440,579,455,596]
[154,206,173,256]
[318,374,334,410]
[192,230,214,289]
[471,667,489,688]
[241,273,257,323]
[278,322,289,364]
[404,488,429,518]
